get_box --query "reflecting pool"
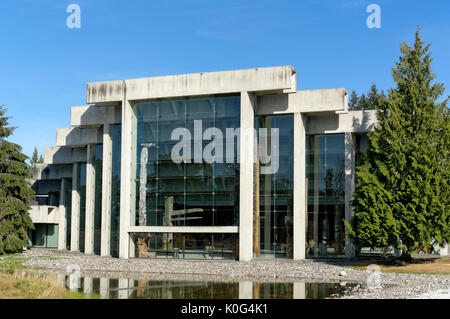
[59,274,359,299]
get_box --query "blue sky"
[1,0,449,159]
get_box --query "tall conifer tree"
[0,105,34,254]
[346,29,449,260]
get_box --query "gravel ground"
[11,248,450,299]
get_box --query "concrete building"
[28,66,445,260]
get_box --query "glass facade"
[93,145,103,255]
[134,95,240,228]
[306,134,346,258]
[131,232,238,260]
[255,115,294,259]
[111,124,122,257]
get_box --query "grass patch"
[346,257,450,275]
[0,253,96,299]
[0,254,30,271]
[0,271,98,299]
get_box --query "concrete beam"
[84,145,96,254]
[87,66,297,103]
[306,110,377,135]
[257,88,348,115]
[70,105,121,127]
[239,91,255,262]
[32,164,73,180]
[70,163,80,252]
[58,178,67,250]
[128,226,239,233]
[293,113,306,260]
[119,98,134,259]
[100,124,112,257]
[44,147,87,165]
[56,127,102,147]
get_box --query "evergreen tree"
[349,84,386,111]
[30,147,39,165]
[0,105,34,254]
[38,154,43,163]
[345,28,450,260]
[349,91,359,110]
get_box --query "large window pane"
[306,134,345,258]
[134,95,240,228]
[255,114,294,259]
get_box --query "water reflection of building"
[58,275,350,299]
[29,66,433,261]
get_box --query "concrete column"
[70,163,80,252]
[101,124,112,257]
[118,278,129,299]
[99,277,110,299]
[293,282,306,299]
[58,178,67,250]
[239,281,253,299]
[293,113,306,260]
[345,132,356,258]
[239,91,255,262]
[84,144,96,254]
[313,135,320,257]
[119,95,136,259]
[83,277,93,296]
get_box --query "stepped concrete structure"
[28,66,448,259]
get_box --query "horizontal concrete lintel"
[70,105,121,127]
[87,66,297,103]
[128,226,239,233]
[306,110,378,135]
[44,146,87,164]
[257,88,348,115]
[32,163,73,180]
[56,127,102,147]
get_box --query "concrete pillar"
[84,144,96,254]
[293,113,306,260]
[239,281,253,299]
[313,135,320,257]
[239,91,255,262]
[99,277,110,299]
[293,282,306,299]
[58,178,67,250]
[70,163,80,252]
[83,277,93,296]
[345,132,356,258]
[119,96,136,259]
[118,278,129,299]
[101,124,112,257]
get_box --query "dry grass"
[348,257,450,275]
[0,271,96,299]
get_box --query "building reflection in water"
[59,275,354,299]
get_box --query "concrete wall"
[29,206,60,224]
